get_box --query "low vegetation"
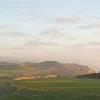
[0,78,100,100]
[77,72,100,79]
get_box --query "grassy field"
[0,78,100,100]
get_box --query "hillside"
[0,61,95,79]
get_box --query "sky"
[0,0,100,71]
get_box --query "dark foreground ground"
[0,78,100,100]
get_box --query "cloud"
[0,25,17,29]
[93,31,100,36]
[0,31,26,37]
[53,16,80,24]
[1,41,100,50]
[0,47,35,50]
[26,38,60,47]
[79,23,100,29]
[40,28,65,37]
[69,41,100,48]
[0,25,27,37]
[40,27,79,41]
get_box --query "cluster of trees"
[77,72,100,79]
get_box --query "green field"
[0,78,100,100]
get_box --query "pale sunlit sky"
[0,0,100,71]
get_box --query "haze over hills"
[0,61,95,79]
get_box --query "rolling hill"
[0,61,95,79]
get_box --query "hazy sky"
[0,0,100,71]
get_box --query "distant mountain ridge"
[0,61,95,79]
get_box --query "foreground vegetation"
[0,78,100,100]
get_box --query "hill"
[0,61,95,79]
